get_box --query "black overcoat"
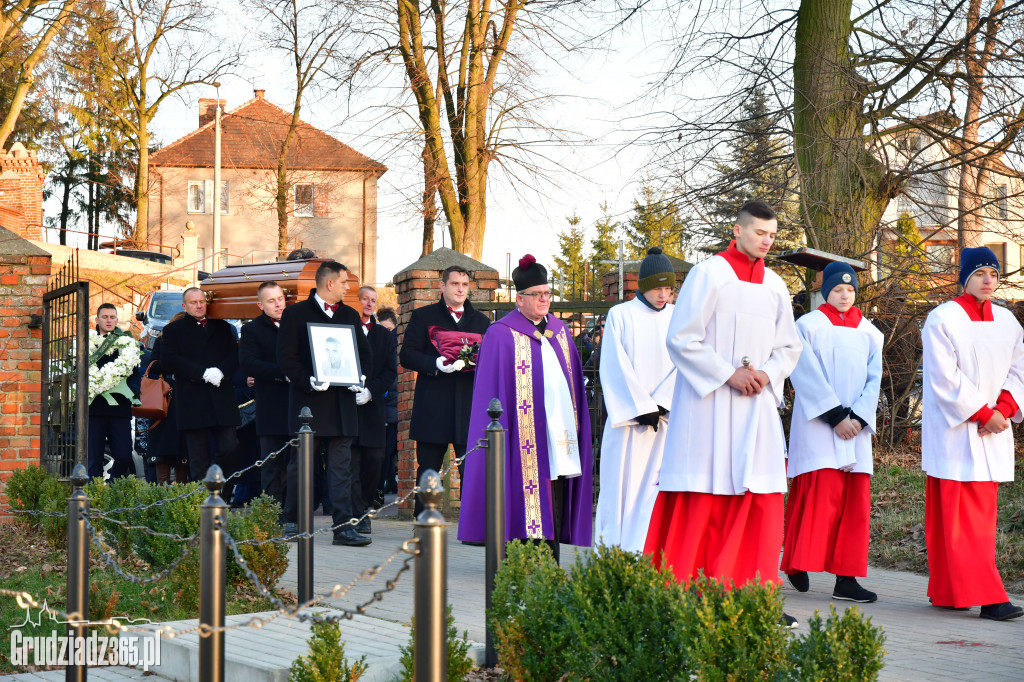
[356,323,398,448]
[276,291,372,436]
[239,314,291,436]
[161,316,241,430]
[399,297,489,444]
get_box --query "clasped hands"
[979,410,1010,437]
[436,356,458,374]
[202,367,224,386]
[726,364,769,396]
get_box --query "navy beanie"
[821,262,858,300]
[958,246,1000,287]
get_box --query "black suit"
[277,291,372,529]
[240,314,291,514]
[87,333,141,479]
[399,297,489,513]
[351,320,398,516]
[161,315,240,480]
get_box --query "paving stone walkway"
[3,512,1021,681]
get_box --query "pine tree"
[705,87,802,253]
[589,202,620,300]
[552,213,589,301]
[623,186,690,260]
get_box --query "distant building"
[875,114,1024,299]
[147,89,387,283]
[0,143,44,241]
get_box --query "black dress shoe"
[356,517,371,534]
[780,613,799,629]
[787,571,809,593]
[284,523,298,540]
[980,602,1024,621]
[333,529,372,547]
[833,577,877,603]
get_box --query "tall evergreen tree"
[624,186,690,260]
[705,87,802,254]
[552,213,589,301]
[589,202,620,300]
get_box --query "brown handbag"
[132,361,172,419]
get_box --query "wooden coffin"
[201,258,362,320]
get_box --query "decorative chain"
[84,515,199,585]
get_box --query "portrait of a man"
[308,324,361,386]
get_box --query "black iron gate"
[40,251,89,478]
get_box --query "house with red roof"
[147,89,387,283]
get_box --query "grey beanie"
[638,247,676,293]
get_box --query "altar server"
[921,246,1024,621]
[643,200,802,626]
[595,247,677,552]
[781,262,883,603]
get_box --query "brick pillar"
[0,231,52,511]
[0,142,45,242]
[394,249,498,517]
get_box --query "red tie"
[198,318,207,327]
[448,306,463,320]
[324,301,339,313]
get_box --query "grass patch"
[0,517,289,674]
[870,443,1024,595]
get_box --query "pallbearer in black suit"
[350,286,398,533]
[399,265,490,515]
[161,287,241,481]
[276,261,374,547]
[239,281,291,518]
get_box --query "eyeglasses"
[519,291,552,300]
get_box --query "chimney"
[254,88,265,100]
[198,98,227,127]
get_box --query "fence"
[2,402,510,682]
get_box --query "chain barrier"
[84,514,200,585]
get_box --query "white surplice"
[540,333,583,479]
[659,256,802,495]
[594,296,677,551]
[787,311,884,478]
[922,302,1024,483]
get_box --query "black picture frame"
[307,322,362,387]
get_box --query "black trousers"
[350,444,385,516]
[259,434,291,519]
[285,436,355,530]
[379,421,399,492]
[414,441,466,516]
[88,416,133,479]
[183,426,239,482]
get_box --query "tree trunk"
[276,102,303,254]
[421,142,436,257]
[59,173,72,246]
[135,121,150,246]
[793,0,893,257]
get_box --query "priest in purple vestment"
[457,254,593,562]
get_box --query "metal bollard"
[414,469,448,682]
[484,398,506,669]
[296,407,314,604]
[199,465,227,682]
[66,464,89,682]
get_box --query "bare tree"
[0,0,80,149]
[246,0,356,253]
[89,0,240,245]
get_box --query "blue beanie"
[821,262,858,300]
[958,246,1000,287]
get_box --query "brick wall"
[0,142,45,242]
[0,250,52,510]
[394,254,498,516]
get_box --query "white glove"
[310,377,330,391]
[354,388,371,405]
[436,357,458,374]
[203,367,224,386]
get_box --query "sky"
[136,6,678,286]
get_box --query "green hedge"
[490,542,886,681]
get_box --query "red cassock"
[780,469,871,577]
[926,476,1008,608]
[644,490,784,588]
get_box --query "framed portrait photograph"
[307,323,362,387]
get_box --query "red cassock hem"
[926,476,1008,608]
[780,469,871,577]
[643,490,783,588]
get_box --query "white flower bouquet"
[87,329,143,405]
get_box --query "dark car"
[132,290,185,348]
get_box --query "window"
[924,244,955,274]
[188,180,229,214]
[984,242,1007,272]
[295,184,314,217]
[987,184,1008,220]
[187,181,205,213]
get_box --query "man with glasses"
[458,255,593,563]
